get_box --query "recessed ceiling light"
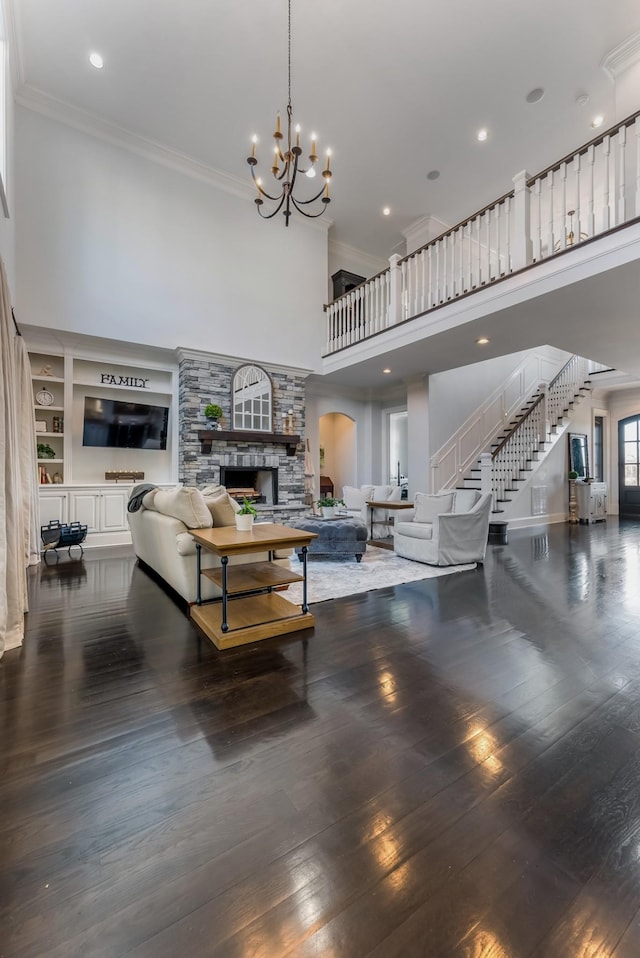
[382,207,391,216]
[526,87,545,104]
[89,51,104,69]
[426,169,440,181]
[476,337,490,345]
[476,128,488,142]
[383,368,391,374]
[591,114,604,129]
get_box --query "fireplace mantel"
[198,430,301,457]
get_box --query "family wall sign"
[100,373,150,388]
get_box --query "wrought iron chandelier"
[247,0,333,225]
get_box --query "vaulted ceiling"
[11,0,640,261]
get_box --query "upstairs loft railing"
[325,109,640,355]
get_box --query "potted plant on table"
[316,496,345,520]
[204,403,223,431]
[235,497,258,531]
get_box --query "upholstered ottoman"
[288,516,368,562]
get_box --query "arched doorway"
[618,414,640,518]
[319,413,356,501]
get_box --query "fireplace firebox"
[220,467,278,505]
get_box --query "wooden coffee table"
[188,523,317,650]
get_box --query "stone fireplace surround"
[178,350,309,519]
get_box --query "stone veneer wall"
[179,354,307,505]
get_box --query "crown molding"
[601,30,640,81]
[16,84,255,201]
[16,84,332,235]
[403,213,450,244]
[328,238,387,275]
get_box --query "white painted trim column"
[406,375,430,496]
[512,170,532,270]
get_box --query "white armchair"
[393,489,493,566]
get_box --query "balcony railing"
[325,109,640,355]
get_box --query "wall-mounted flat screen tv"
[82,396,169,450]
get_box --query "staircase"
[457,355,594,514]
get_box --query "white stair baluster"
[533,178,542,261]
[559,162,567,249]
[586,144,595,238]
[618,124,627,225]
[547,170,554,256]
[573,154,582,243]
[635,117,640,217]
[602,135,611,232]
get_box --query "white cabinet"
[40,484,134,547]
[100,488,130,532]
[68,487,130,533]
[576,481,607,524]
[39,491,69,526]
[69,491,100,532]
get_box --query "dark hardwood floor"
[2,519,640,956]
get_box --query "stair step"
[457,485,480,491]
[496,498,513,503]
[492,509,505,514]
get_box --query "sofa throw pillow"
[413,491,455,524]
[204,492,240,527]
[372,484,394,502]
[453,489,480,513]
[153,486,213,529]
[200,483,226,498]
[343,485,366,510]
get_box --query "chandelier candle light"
[247,0,333,224]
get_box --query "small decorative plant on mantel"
[204,403,223,431]
[316,495,345,519]
[235,497,258,531]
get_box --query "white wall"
[429,346,568,453]
[614,60,640,121]
[0,14,15,288]
[15,108,328,371]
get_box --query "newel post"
[539,383,549,446]
[511,170,532,270]
[479,452,493,497]
[388,254,402,327]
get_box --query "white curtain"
[0,256,40,658]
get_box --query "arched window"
[232,364,272,432]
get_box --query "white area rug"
[286,547,476,604]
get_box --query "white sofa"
[127,485,291,604]
[341,483,403,538]
[393,488,492,566]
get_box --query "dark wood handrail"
[527,108,640,185]
[491,355,578,460]
[491,393,544,460]
[324,265,390,309]
[325,107,640,314]
[400,189,515,266]
[547,355,576,390]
